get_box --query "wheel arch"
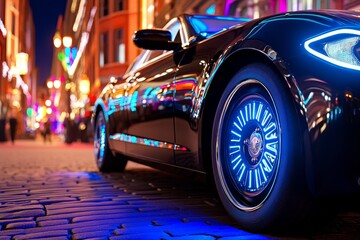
[93,99,108,130]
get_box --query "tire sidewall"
[94,110,113,171]
[212,63,308,231]
[94,110,128,172]
[94,111,105,170]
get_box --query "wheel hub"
[245,128,263,165]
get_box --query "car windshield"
[188,15,250,37]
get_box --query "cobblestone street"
[0,138,359,239]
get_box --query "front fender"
[197,42,315,196]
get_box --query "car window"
[126,19,181,74]
[125,50,148,74]
[188,15,249,37]
[166,20,181,42]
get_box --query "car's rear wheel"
[94,110,127,172]
[212,63,311,232]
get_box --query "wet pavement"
[0,137,359,239]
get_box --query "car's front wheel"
[94,110,127,172]
[212,63,312,232]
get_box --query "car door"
[124,19,183,164]
[173,16,248,171]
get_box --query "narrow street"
[0,137,359,239]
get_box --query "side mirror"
[132,29,181,50]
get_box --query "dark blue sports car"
[92,10,360,232]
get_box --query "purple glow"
[279,0,287,13]
[224,0,235,16]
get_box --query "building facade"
[152,0,358,27]
[49,0,140,141]
[0,0,36,140]
[97,0,139,86]
[0,0,7,141]
[19,0,37,136]
[48,0,99,141]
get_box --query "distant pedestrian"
[9,117,17,144]
[0,118,6,142]
[42,118,52,143]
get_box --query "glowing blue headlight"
[304,29,360,70]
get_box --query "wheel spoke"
[227,98,279,194]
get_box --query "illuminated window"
[288,0,313,10]
[99,32,109,66]
[115,0,125,11]
[99,0,109,17]
[114,29,125,63]
[11,12,16,34]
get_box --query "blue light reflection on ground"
[47,169,273,239]
[53,171,104,181]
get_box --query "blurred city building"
[2,0,360,143]
[50,0,141,143]
[0,0,6,141]
[0,0,36,142]
[154,0,350,27]
[48,0,360,143]
[50,0,99,143]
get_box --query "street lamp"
[53,31,62,48]
[62,36,72,48]
[46,80,53,89]
[53,79,61,89]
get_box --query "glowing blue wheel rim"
[216,80,281,211]
[94,113,106,167]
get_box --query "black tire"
[211,63,312,232]
[94,110,127,172]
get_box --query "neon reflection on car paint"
[143,87,153,99]
[227,99,279,194]
[110,133,189,151]
[108,87,167,116]
[304,29,360,70]
[130,91,138,112]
